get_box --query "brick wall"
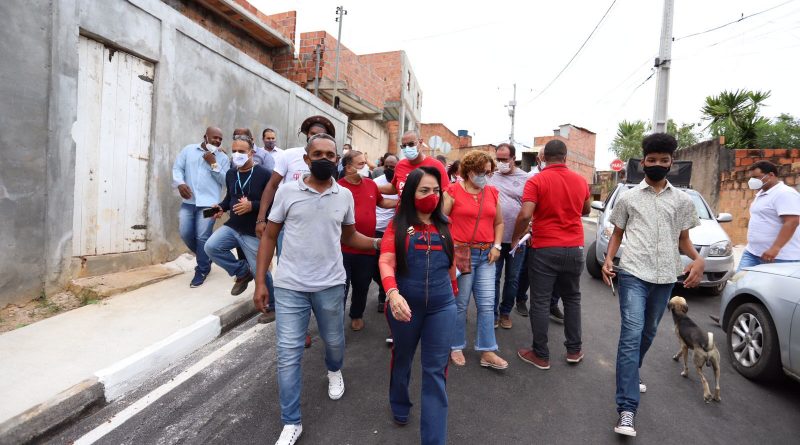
[718,149,800,244]
[420,123,461,156]
[446,145,497,162]
[360,51,403,103]
[533,124,596,184]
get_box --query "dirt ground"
[0,292,84,333]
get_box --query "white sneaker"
[328,370,345,400]
[639,379,647,393]
[275,424,302,445]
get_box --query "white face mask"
[231,152,249,168]
[402,145,419,160]
[538,161,546,170]
[471,173,488,189]
[748,175,768,190]
[497,162,512,174]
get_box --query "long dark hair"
[393,166,454,275]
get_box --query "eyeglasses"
[401,142,417,148]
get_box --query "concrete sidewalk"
[0,256,259,443]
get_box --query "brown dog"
[668,296,721,403]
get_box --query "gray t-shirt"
[268,173,355,292]
[489,168,531,243]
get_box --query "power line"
[522,0,618,105]
[673,0,796,41]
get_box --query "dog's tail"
[705,332,715,366]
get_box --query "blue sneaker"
[190,271,208,288]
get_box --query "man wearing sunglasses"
[377,130,448,198]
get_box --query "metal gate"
[72,36,154,256]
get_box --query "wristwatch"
[492,244,502,251]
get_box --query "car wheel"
[726,302,781,381]
[586,241,602,279]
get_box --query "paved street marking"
[74,323,266,445]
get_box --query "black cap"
[300,115,336,137]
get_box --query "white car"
[586,182,735,294]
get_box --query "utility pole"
[652,0,674,133]
[507,83,517,145]
[332,6,347,109]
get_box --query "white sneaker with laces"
[328,370,345,400]
[639,379,647,393]
[275,424,302,445]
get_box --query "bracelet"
[256,219,266,224]
[386,288,399,299]
[373,238,379,250]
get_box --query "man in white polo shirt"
[253,134,380,445]
[739,160,800,269]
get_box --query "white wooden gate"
[73,36,154,256]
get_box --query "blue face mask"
[402,145,419,160]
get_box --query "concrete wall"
[0,0,345,307]
[674,139,732,212]
[349,120,390,161]
[0,0,52,303]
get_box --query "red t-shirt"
[522,164,590,248]
[447,183,499,244]
[392,155,449,198]
[338,177,380,255]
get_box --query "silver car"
[586,183,735,294]
[720,263,800,381]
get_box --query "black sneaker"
[190,271,208,288]
[231,271,253,296]
[614,411,636,437]
[549,305,564,324]
[377,301,385,313]
[515,301,529,317]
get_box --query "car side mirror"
[716,213,733,223]
[591,201,605,211]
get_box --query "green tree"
[610,120,647,161]
[701,89,771,148]
[757,113,800,148]
[610,119,701,162]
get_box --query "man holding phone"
[172,127,230,287]
[204,138,273,299]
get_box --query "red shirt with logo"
[522,164,590,248]
[392,155,449,198]
[338,177,381,255]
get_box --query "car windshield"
[615,186,712,220]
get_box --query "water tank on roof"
[457,130,469,137]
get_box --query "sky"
[251,0,800,169]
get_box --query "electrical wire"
[522,0,618,105]
[673,0,796,41]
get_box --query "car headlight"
[730,270,748,283]
[708,240,732,257]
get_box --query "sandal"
[480,352,509,370]
[450,350,466,367]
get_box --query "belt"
[455,242,491,250]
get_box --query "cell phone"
[203,207,219,218]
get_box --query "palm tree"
[701,89,771,148]
[610,120,647,161]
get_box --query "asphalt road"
[49,226,800,444]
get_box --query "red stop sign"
[611,159,624,171]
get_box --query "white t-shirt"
[274,146,309,186]
[373,174,398,232]
[746,181,800,260]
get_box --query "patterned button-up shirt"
[609,180,700,284]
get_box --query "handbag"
[453,186,485,275]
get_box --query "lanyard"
[235,170,253,195]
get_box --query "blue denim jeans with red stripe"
[388,229,455,445]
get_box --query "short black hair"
[262,128,276,138]
[642,133,677,157]
[543,140,567,161]
[749,160,778,175]
[495,143,516,158]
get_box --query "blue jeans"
[275,285,346,425]
[494,243,526,317]
[178,203,215,274]
[615,271,674,414]
[452,248,498,352]
[737,249,798,271]
[204,225,274,309]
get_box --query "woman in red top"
[338,150,396,331]
[443,150,507,369]
[379,166,457,444]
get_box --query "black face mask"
[643,164,670,182]
[384,168,395,182]
[310,158,337,181]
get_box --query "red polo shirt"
[338,177,380,255]
[522,164,589,248]
[392,155,449,197]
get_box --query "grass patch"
[36,295,61,315]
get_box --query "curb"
[0,297,258,444]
